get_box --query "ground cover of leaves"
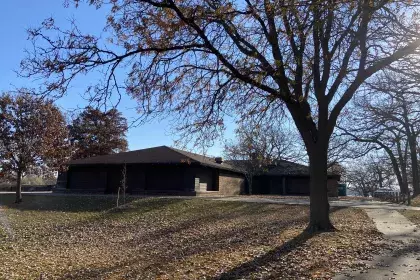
[410,196,420,207]
[0,195,384,279]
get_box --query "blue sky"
[0,0,231,156]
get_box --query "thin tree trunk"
[401,167,410,204]
[247,175,253,195]
[403,142,411,205]
[306,142,335,233]
[123,185,126,205]
[15,170,22,204]
[122,164,127,204]
[401,156,409,195]
[408,189,411,205]
[381,143,409,199]
[117,187,120,207]
[378,169,383,190]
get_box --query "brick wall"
[218,172,245,195]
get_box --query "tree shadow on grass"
[57,225,315,280]
[62,230,316,279]
[55,207,354,279]
[9,199,349,279]
[123,210,310,259]
[213,231,317,280]
[83,198,296,227]
[57,205,314,279]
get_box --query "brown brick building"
[61,146,340,196]
[63,146,245,195]
[248,160,340,196]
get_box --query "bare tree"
[365,72,420,196]
[347,155,396,197]
[340,120,412,198]
[20,0,420,231]
[339,70,420,199]
[327,131,371,168]
[224,120,304,194]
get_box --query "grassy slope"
[400,209,420,226]
[0,195,383,279]
[411,196,420,207]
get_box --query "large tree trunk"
[400,149,409,195]
[382,140,410,201]
[306,141,335,233]
[377,169,383,190]
[287,101,334,232]
[408,136,420,196]
[401,158,410,205]
[402,101,420,196]
[15,170,22,204]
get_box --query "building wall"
[68,166,107,192]
[327,178,339,197]
[183,166,215,192]
[67,164,217,195]
[251,175,339,196]
[253,176,309,195]
[286,177,310,195]
[197,168,214,191]
[106,166,123,194]
[270,177,285,195]
[67,163,339,197]
[218,172,246,195]
[145,165,186,191]
[252,176,270,194]
[126,165,146,192]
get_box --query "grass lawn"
[0,195,383,279]
[399,209,420,226]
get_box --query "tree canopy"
[0,92,70,202]
[224,119,304,193]
[20,0,420,231]
[69,107,128,159]
[346,155,396,197]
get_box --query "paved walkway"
[334,209,420,280]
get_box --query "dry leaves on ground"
[0,195,385,279]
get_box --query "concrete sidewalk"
[334,209,420,280]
